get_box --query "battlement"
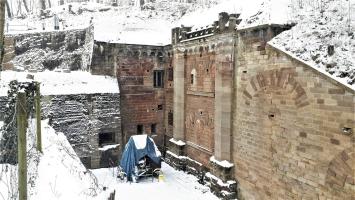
[172,12,241,44]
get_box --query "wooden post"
[35,83,42,153]
[17,92,27,200]
[0,0,6,80]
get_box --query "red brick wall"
[184,52,216,165]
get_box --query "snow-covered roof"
[0,71,120,96]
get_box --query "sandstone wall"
[42,93,121,169]
[91,42,173,149]
[233,26,355,200]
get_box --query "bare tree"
[22,0,29,13]
[40,0,46,11]
[5,0,11,18]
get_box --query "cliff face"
[2,26,94,72]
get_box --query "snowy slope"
[0,120,104,200]
[7,1,218,45]
[269,0,355,90]
[0,71,119,96]
[32,120,101,200]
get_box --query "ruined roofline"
[4,24,94,37]
[172,12,242,44]
[94,39,172,49]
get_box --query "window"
[168,68,173,81]
[137,125,144,134]
[190,68,196,85]
[99,132,115,146]
[151,124,157,134]
[154,70,164,88]
[168,111,173,126]
[158,104,163,110]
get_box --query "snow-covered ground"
[91,162,219,200]
[0,71,119,96]
[0,119,218,200]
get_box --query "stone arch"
[325,147,354,189]
[242,68,309,109]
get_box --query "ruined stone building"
[1,10,354,200]
[90,12,354,200]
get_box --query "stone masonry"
[168,13,355,200]
[91,42,173,150]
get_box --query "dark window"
[158,104,163,110]
[154,70,164,88]
[168,111,173,126]
[137,125,144,134]
[168,68,173,81]
[191,74,194,84]
[151,124,157,134]
[99,132,115,146]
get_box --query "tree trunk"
[17,92,28,200]
[40,0,46,11]
[5,0,11,18]
[22,0,29,13]
[0,0,6,78]
[47,0,51,8]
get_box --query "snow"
[132,134,149,149]
[98,144,120,151]
[169,138,186,146]
[91,162,219,200]
[7,1,218,45]
[205,172,236,187]
[32,120,102,200]
[269,0,355,90]
[0,71,120,96]
[210,156,234,168]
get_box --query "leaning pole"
[0,0,5,80]
[17,92,28,200]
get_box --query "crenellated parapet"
[172,12,241,45]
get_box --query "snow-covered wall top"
[7,1,218,45]
[3,26,94,72]
[0,71,119,96]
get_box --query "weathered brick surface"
[42,93,121,169]
[91,42,173,149]
[233,26,355,200]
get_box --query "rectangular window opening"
[99,132,115,146]
[158,104,163,110]
[154,70,164,88]
[168,111,173,126]
[191,74,194,84]
[151,124,157,134]
[137,125,144,135]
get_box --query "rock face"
[2,26,94,72]
[42,93,121,169]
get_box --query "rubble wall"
[42,93,121,169]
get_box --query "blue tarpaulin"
[119,135,161,180]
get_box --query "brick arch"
[325,147,355,188]
[242,68,309,108]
